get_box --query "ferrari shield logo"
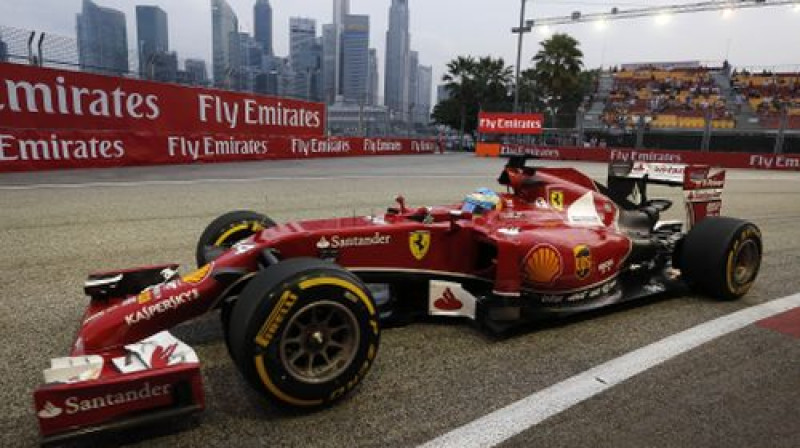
[409,231,431,261]
[550,190,565,211]
[574,245,592,280]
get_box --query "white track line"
[0,174,489,191]
[419,293,800,448]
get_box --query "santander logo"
[38,401,63,419]
[434,288,463,311]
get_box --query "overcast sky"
[3,0,800,94]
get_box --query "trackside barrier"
[0,132,440,173]
[475,143,800,172]
[0,62,439,173]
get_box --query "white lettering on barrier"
[0,134,124,162]
[197,95,322,131]
[750,154,800,169]
[167,137,268,160]
[290,138,351,157]
[364,139,403,153]
[0,77,160,120]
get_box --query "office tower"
[183,58,209,85]
[333,0,350,98]
[254,0,273,56]
[289,17,321,100]
[136,5,169,78]
[77,0,129,75]
[322,24,337,103]
[385,0,410,115]
[367,48,379,106]
[0,36,7,63]
[407,50,418,121]
[341,15,369,103]
[211,0,241,89]
[416,65,432,124]
[239,32,264,92]
[437,84,451,103]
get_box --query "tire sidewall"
[231,262,380,407]
[681,217,763,300]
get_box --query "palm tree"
[530,33,585,126]
[434,56,513,146]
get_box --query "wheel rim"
[732,239,760,287]
[279,300,360,384]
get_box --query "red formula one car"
[33,157,763,443]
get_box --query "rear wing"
[607,161,726,228]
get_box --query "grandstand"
[586,63,800,132]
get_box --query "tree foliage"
[432,56,513,134]
[434,33,598,132]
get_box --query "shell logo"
[523,244,563,285]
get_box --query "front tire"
[680,217,762,300]
[195,210,275,267]
[228,258,380,408]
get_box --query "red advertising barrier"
[0,62,325,136]
[476,143,800,172]
[0,131,440,172]
[0,63,439,172]
[478,112,543,135]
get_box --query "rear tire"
[227,258,380,408]
[195,210,275,267]
[680,217,762,300]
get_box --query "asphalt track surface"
[1,153,798,447]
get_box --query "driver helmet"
[462,188,501,214]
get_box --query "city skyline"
[5,1,800,104]
[65,0,433,116]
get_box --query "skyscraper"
[333,0,350,99]
[289,17,321,100]
[416,65,433,124]
[76,0,129,75]
[321,24,337,103]
[211,0,241,89]
[385,0,410,115]
[183,59,209,85]
[341,15,369,103]
[0,36,7,63]
[407,50,419,121]
[239,32,263,92]
[136,5,169,79]
[367,49,379,106]
[254,0,273,56]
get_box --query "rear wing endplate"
[607,161,726,228]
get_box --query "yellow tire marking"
[298,277,376,316]
[726,239,739,293]
[255,290,294,347]
[254,355,323,407]
[214,222,259,246]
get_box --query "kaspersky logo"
[37,382,171,419]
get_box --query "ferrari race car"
[33,157,763,443]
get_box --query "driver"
[461,188,501,214]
